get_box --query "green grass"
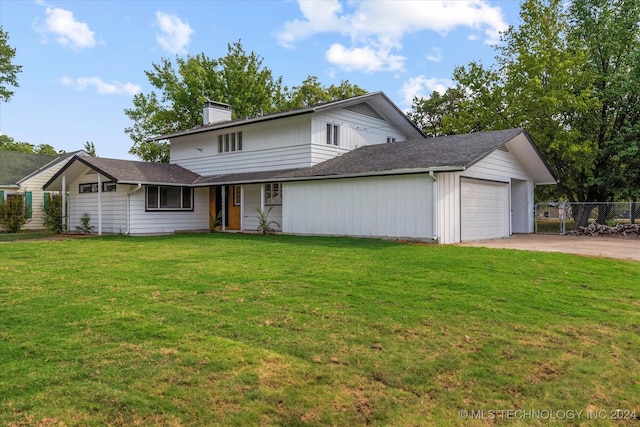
[1,233,639,426]
[0,230,57,242]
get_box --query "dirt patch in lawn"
[458,234,640,262]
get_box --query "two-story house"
[44,92,556,243]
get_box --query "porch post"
[240,185,244,231]
[260,184,265,212]
[61,174,67,232]
[221,185,226,231]
[97,174,102,235]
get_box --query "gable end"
[344,103,385,121]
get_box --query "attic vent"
[344,102,384,120]
[498,145,510,152]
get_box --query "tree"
[410,0,640,210]
[125,41,285,162]
[0,135,58,155]
[0,26,22,103]
[84,141,97,156]
[284,76,367,109]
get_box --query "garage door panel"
[461,178,509,241]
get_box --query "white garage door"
[461,178,510,241]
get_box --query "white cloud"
[326,44,405,73]
[61,76,141,95]
[426,47,442,63]
[36,7,96,49]
[277,1,507,72]
[155,11,193,54]
[400,76,453,107]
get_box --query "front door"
[209,186,241,231]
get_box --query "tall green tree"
[284,76,366,109]
[125,41,285,162]
[83,141,97,156]
[0,135,57,154]
[0,26,22,103]
[410,0,640,207]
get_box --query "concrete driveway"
[458,234,640,262]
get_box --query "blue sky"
[0,0,522,160]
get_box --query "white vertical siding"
[282,175,434,240]
[436,172,461,244]
[241,184,282,232]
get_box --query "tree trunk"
[571,204,594,228]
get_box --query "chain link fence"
[535,202,640,234]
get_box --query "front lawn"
[1,234,638,426]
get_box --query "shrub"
[76,213,95,234]
[42,193,64,234]
[0,194,31,233]
[256,207,279,234]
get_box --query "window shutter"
[0,190,4,201]
[44,193,50,210]
[25,191,33,219]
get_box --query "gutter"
[126,183,143,235]
[191,166,465,187]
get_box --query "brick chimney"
[203,101,232,125]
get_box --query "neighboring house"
[0,150,86,231]
[43,92,556,243]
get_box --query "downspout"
[126,184,143,235]
[429,171,438,242]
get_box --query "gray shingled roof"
[44,156,201,187]
[0,151,70,186]
[77,156,201,184]
[282,128,526,178]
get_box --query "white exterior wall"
[437,149,536,244]
[310,109,406,164]
[170,115,314,175]
[68,174,209,235]
[241,184,282,232]
[128,186,209,235]
[282,175,434,240]
[67,173,128,234]
[169,108,410,176]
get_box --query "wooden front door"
[209,186,241,231]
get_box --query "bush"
[76,213,95,234]
[42,193,64,234]
[0,194,31,233]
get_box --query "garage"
[460,178,510,241]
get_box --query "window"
[4,192,32,219]
[387,137,396,143]
[233,186,241,206]
[102,182,117,192]
[326,123,340,146]
[146,186,193,211]
[265,183,282,206]
[79,183,98,193]
[218,131,243,153]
